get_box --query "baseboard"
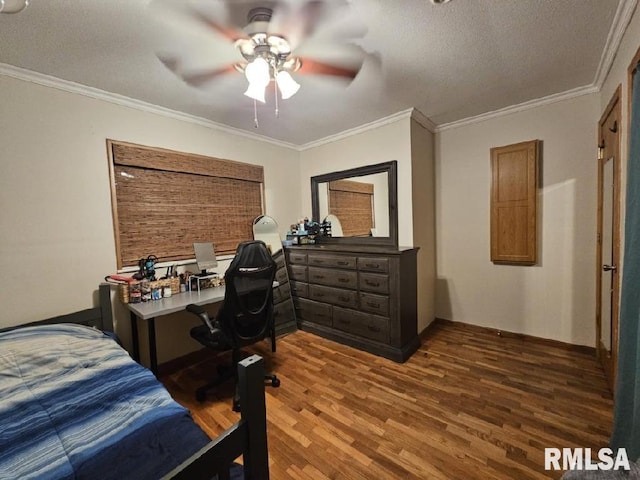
[430,318,597,356]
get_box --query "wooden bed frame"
[1,284,270,480]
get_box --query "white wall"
[435,94,600,346]
[411,119,436,332]
[299,117,414,246]
[0,75,300,362]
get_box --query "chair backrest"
[218,240,277,347]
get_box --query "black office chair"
[186,240,280,411]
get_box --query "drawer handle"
[312,260,325,265]
[338,318,350,325]
[338,278,350,283]
[366,301,380,308]
[365,280,380,287]
[316,293,325,297]
[314,274,325,279]
[365,263,380,269]
[337,261,349,266]
[339,295,350,302]
[367,325,381,333]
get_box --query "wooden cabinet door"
[490,140,539,264]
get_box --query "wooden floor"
[160,321,613,480]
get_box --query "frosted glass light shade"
[0,0,29,13]
[244,57,270,86]
[244,81,267,103]
[276,71,300,99]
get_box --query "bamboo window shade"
[328,179,374,237]
[108,141,264,268]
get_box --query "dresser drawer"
[357,257,389,273]
[308,254,357,269]
[289,264,308,282]
[274,281,291,304]
[295,297,332,327]
[333,307,390,343]
[274,251,286,269]
[308,267,357,290]
[359,272,390,294]
[290,280,309,298]
[273,300,294,326]
[287,252,308,265]
[359,292,389,317]
[275,266,289,285]
[309,284,358,308]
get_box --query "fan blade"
[187,6,246,42]
[158,55,181,74]
[297,57,361,79]
[159,55,238,87]
[269,0,339,50]
[182,64,238,86]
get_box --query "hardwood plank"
[161,322,613,479]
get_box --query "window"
[107,140,264,268]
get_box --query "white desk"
[126,286,226,374]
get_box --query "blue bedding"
[0,324,210,480]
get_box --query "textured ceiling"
[0,0,624,145]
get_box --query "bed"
[0,284,270,480]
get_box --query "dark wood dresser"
[285,244,420,362]
[272,249,297,336]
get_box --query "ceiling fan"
[154,0,370,123]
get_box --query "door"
[596,87,621,394]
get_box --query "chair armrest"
[186,304,216,333]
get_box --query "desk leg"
[148,317,158,375]
[130,312,140,362]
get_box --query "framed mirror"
[311,161,398,247]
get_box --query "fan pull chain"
[274,80,279,118]
[253,99,259,128]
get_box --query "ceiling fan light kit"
[237,26,303,103]
[158,1,368,128]
[0,0,29,14]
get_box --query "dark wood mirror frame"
[311,160,398,247]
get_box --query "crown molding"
[0,63,299,151]
[299,108,417,150]
[435,84,599,133]
[593,0,638,89]
[410,108,437,133]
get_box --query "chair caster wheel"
[196,390,206,402]
[272,377,280,388]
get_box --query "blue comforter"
[0,324,210,480]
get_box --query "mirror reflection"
[317,172,389,238]
[311,161,398,247]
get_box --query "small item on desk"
[151,286,161,300]
[129,282,142,303]
[141,280,151,302]
[163,286,172,298]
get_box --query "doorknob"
[603,264,617,272]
